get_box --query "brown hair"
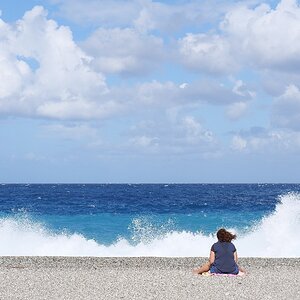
[216,228,236,242]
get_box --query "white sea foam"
[0,193,299,257]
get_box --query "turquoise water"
[0,184,299,256]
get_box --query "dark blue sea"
[0,184,299,257]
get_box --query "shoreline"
[0,257,299,299]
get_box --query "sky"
[1,0,300,183]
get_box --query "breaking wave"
[0,193,299,257]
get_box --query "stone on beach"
[0,257,299,299]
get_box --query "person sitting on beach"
[193,228,245,275]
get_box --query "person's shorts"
[210,265,239,275]
[209,265,220,274]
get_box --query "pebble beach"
[0,257,299,300]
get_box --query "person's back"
[193,228,245,276]
[210,241,238,274]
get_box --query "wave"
[0,193,299,257]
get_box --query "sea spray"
[236,192,300,257]
[0,193,299,257]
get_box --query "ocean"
[0,184,299,257]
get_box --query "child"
[193,228,245,275]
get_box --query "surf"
[0,193,299,257]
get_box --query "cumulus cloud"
[222,0,300,71]
[0,6,110,120]
[129,135,160,153]
[53,0,235,33]
[0,6,255,122]
[52,0,142,28]
[131,0,233,33]
[271,84,300,131]
[87,78,254,122]
[180,116,215,145]
[261,70,300,96]
[226,102,249,120]
[82,27,164,75]
[131,79,254,107]
[231,135,247,151]
[179,0,300,74]
[43,116,220,157]
[225,79,253,119]
[127,115,219,155]
[231,127,300,153]
[178,33,238,75]
[66,0,243,76]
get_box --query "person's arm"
[209,250,215,265]
[192,250,214,274]
[234,251,246,273]
[234,251,238,263]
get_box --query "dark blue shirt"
[211,241,238,274]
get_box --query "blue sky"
[1,0,300,183]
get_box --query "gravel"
[0,257,299,300]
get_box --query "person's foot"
[192,269,200,275]
[239,267,246,274]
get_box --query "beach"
[0,257,299,299]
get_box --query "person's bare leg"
[193,261,211,274]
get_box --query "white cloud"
[51,116,220,157]
[131,0,233,33]
[129,135,159,152]
[87,79,254,122]
[36,100,121,120]
[179,83,188,89]
[178,33,238,75]
[271,84,300,130]
[231,135,247,151]
[180,116,215,145]
[225,79,253,120]
[0,6,110,120]
[127,115,219,155]
[43,122,109,152]
[82,27,164,75]
[132,79,254,108]
[226,102,249,120]
[53,0,142,28]
[53,0,235,33]
[232,79,255,98]
[0,6,254,122]
[179,0,300,74]
[231,127,300,153]
[261,70,300,96]
[221,0,300,71]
